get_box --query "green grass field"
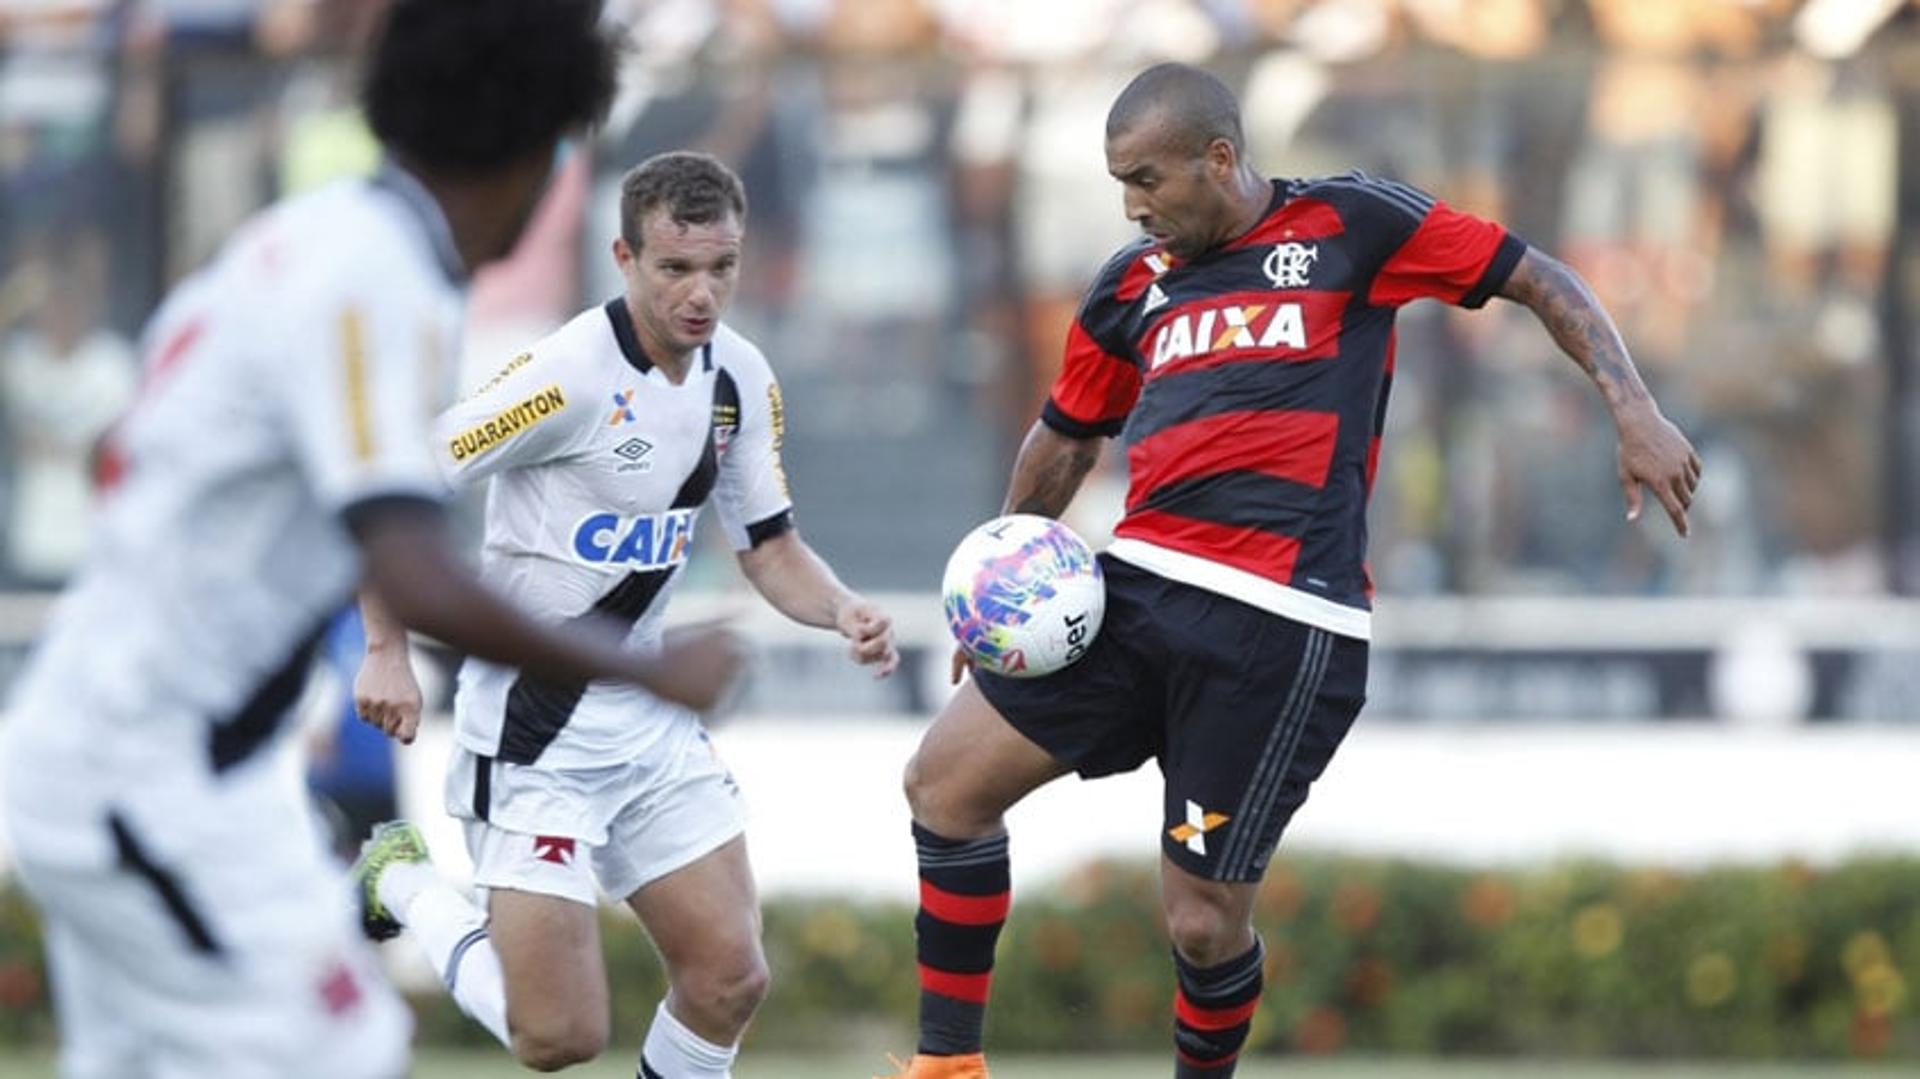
[5,1051,1914,1078]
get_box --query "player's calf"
[1171,938,1265,1077]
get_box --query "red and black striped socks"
[1173,937,1265,1076]
[911,823,1010,1055]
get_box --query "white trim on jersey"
[1106,537,1372,641]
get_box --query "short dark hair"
[1106,62,1245,158]
[362,0,618,176]
[618,152,748,252]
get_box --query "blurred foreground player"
[350,152,899,1077]
[0,4,741,1077]
[887,63,1701,1078]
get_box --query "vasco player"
[0,5,748,1078]
[887,64,1701,1079]
[351,152,899,1078]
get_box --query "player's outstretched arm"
[1497,246,1703,537]
[1003,420,1102,519]
[736,529,899,678]
[354,588,425,745]
[351,499,744,711]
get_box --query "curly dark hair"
[618,152,748,252]
[362,0,618,176]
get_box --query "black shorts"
[974,555,1368,883]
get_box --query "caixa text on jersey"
[571,509,697,568]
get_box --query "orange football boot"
[875,1052,990,1078]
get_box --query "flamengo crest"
[1263,242,1318,289]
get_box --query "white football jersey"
[438,299,792,769]
[7,165,463,774]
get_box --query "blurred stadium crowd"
[2,0,1917,599]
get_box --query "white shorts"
[445,719,746,907]
[0,715,411,1079]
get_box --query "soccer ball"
[941,514,1105,679]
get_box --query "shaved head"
[1106,62,1245,159]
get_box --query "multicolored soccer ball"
[942,514,1105,679]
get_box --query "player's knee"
[902,751,934,816]
[902,751,980,836]
[689,951,771,1033]
[510,1016,608,1072]
[1164,892,1247,967]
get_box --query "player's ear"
[612,236,635,271]
[1205,136,1237,180]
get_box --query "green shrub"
[3,853,1917,1060]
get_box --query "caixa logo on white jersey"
[572,509,697,568]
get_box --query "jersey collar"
[604,297,713,376]
[369,160,466,285]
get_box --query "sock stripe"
[919,963,993,1004]
[638,1059,664,1079]
[1175,989,1261,1031]
[1177,960,1264,1004]
[1178,1047,1241,1069]
[912,825,1009,867]
[919,880,1011,925]
[443,927,489,993]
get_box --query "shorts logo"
[1169,800,1230,856]
[609,388,638,426]
[1263,241,1318,289]
[533,835,576,866]
[318,960,363,1016]
[572,508,697,568]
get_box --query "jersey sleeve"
[711,350,795,551]
[1042,276,1144,439]
[1366,185,1527,310]
[431,344,591,486]
[279,284,454,516]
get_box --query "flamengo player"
[887,65,1701,1078]
[0,5,742,1077]
[351,152,899,1078]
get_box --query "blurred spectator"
[0,229,135,586]
[1,0,1916,598]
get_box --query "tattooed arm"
[1002,420,1103,518]
[1499,247,1703,537]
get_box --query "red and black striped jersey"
[1044,172,1526,640]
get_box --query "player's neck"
[1218,169,1273,248]
[625,297,698,384]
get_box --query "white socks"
[640,1000,737,1078]
[381,868,512,1048]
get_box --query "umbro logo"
[613,437,653,472]
[1144,283,1170,313]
